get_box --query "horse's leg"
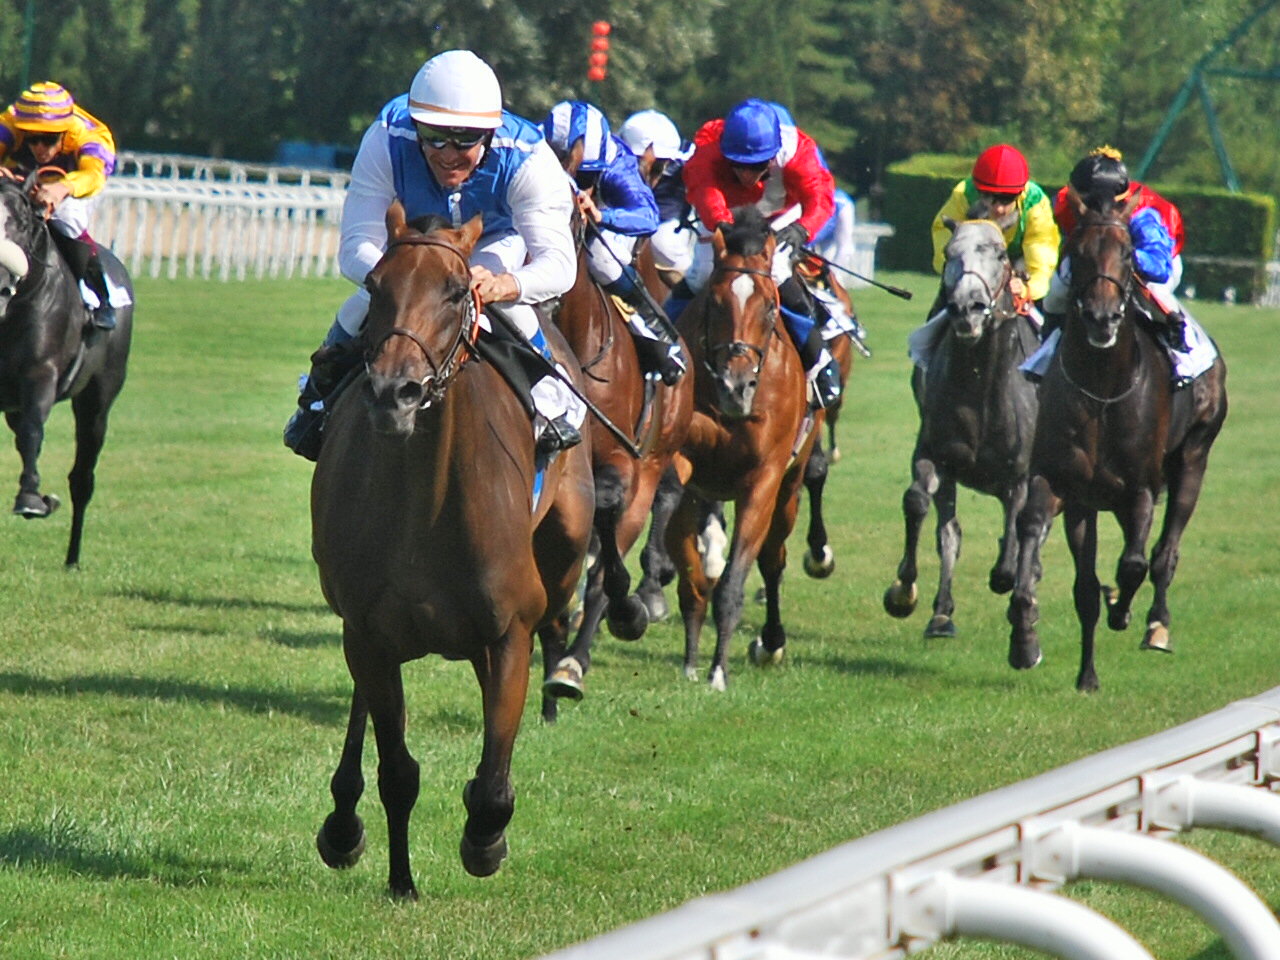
[64,383,112,567]
[1142,444,1208,652]
[1062,504,1102,692]
[1007,475,1058,671]
[462,625,533,879]
[825,406,841,464]
[538,611,573,722]
[926,475,960,638]
[1104,490,1155,633]
[752,472,805,665]
[348,643,421,899]
[708,478,781,690]
[542,557,606,708]
[801,439,835,579]
[317,680,369,870]
[637,465,684,622]
[990,478,1030,595]
[668,490,710,681]
[6,386,58,518]
[600,465,649,641]
[884,451,936,620]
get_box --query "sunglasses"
[25,132,63,147]
[981,192,1020,205]
[414,123,487,150]
[730,159,770,173]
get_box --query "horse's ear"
[943,216,958,234]
[386,200,409,239]
[456,213,484,254]
[1119,191,1141,220]
[712,222,727,261]
[1067,183,1087,219]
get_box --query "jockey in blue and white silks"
[542,100,686,385]
[284,50,585,461]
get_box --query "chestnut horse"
[1006,199,1227,691]
[539,221,693,718]
[311,207,593,897]
[884,218,1039,638]
[668,208,824,689]
[0,174,132,566]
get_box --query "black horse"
[0,176,132,566]
[883,217,1039,637]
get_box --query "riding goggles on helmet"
[414,123,488,150]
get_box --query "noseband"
[701,263,779,377]
[366,234,481,410]
[948,256,1015,323]
[1072,219,1134,315]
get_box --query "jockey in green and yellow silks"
[930,143,1059,303]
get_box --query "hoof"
[1008,643,1043,670]
[13,492,59,519]
[829,444,842,464]
[1140,622,1173,653]
[316,814,366,869]
[1102,585,1131,631]
[883,580,918,618]
[460,832,508,877]
[989,568,1015,595]
[388,880,419,901]
[1076,670,1100,693]
[747,637,784,667]
[606,596,649,641]
[683,665,699,682]
[543,657,585,701]
[637,586,669,623]
[924,615,956,639]
[708,665,727,691]
[803,545,835,579]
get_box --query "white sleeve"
[338,120,397,286]
[506,141,577,304]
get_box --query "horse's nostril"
[396,381,423,407]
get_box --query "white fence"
[94,151,347,281]
[539,686,1280,960]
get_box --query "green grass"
[0,271,1275,959]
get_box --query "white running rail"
[538,687,1280,960]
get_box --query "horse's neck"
[1062,315,1142,392]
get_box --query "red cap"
[972,144,1029,193]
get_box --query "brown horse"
[668,207,824,689]
[1006,199,1228,691]
[311,206,593,898]
[539,221,693,717]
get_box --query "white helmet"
[408,50,503,130]
[618,110,683,161]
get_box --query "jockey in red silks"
[0,82,120,330]
[672,98,842,409]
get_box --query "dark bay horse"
[311,206,593,898]
[1006,199,1228,691]
[0,174,132,566]
[884,217,1039,637]
[668,208,825,689]
[539,218,694,717]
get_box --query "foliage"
[877,154,973,272]
[1161,185,1276,299]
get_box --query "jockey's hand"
[1009,276,1026,299]
[773,222,809,258]
[574,190,602,224]
[470,264,519,304]
[32,179,71,215]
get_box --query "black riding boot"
[283,339,364,461]
[52,230,116,330]
[606,273,687,385]
[779,278,841,409]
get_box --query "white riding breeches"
[648,219,694,275]
[50,195,98,239]
[584,229,637,287]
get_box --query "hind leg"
[1008,476,1058,671]
[64,383,113,566]
[637,465,683,622]
[1143,444,1212,652]
[669,490,711,681]
[752,475,805,665]
[802,439,835,579]
[1063,504,1102,692]
[990,478,1029,595]
[884,452,936,620]
[926,477,960,638]
[1103,491,1155,633]
[6,388,58,519]
[317,683,369,870]
[542,557,606,710]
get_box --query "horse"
[883,217,1039,638]
[1006,198,1228,691]
[539,210,694,718]
[0,173,132,567]
[310,206,594,898]
[667,207,825,689]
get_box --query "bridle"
[701,262,779,378]
[1071,218,1135,317]
[365,234,482,410]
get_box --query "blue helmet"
[541,100,618,173]
[721,98,782,165]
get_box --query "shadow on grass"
[115,587,329,616]
[0,826,244,887]
[0,672,346,726]
[264,627,340,649]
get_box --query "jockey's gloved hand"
[773,222,809,259]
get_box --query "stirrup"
[535,415,582,458]
[91,304,117,331]
[284,405,325,461]
[809,358,842,410]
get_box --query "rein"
[366,234,482,410]
[701,262,779,378]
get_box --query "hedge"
[880,154,1277,303]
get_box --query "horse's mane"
[405,212,454,236]
[722,206,770,258]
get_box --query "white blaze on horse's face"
[944,221,1007,341]
[730,273,755,313]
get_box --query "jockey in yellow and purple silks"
[0,81,120,329]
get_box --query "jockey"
[0,82,119,330]
[910,144,1059,370]
[284,49,585,461]
[541,100,686,385]
[811,187,856,269]
[677,97,842,409]
[1022,146,1210,387]
[617,109,695,286]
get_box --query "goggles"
[980,191,1020,206]
[24,132,63,147]
[414,123,487,150]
